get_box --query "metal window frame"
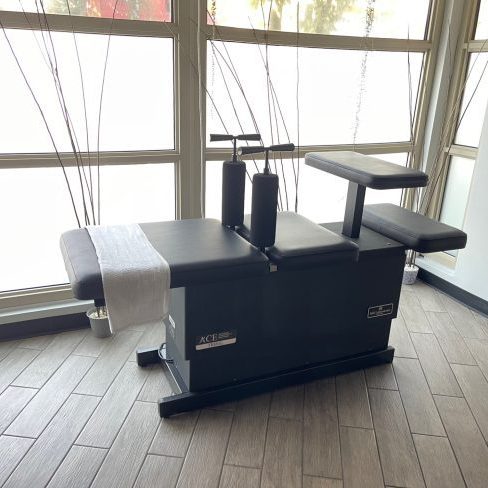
[430,0,484,226]
[202,0,446,211]
[0,0,444,310]
[0,7,182,309]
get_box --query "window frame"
[0,4,183,307]
[0,0,444,308]
[429,0,487,226]
[203,0,445,210]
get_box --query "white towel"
[86,224,170,333]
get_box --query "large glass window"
[206,0,429,225]
[0,31,174,153]
[207,0,430,39]
[0,0,438,303]
[0,5,176,295]
[0,164,175,292]
[439,0,487,236]
[475,0,488,39]
[207,42,423,146]
[439,156,475,229]
[454,53,488,148]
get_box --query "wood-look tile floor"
[1,281,488,487]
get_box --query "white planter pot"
[86,307,112,338]
[402,264,419,285]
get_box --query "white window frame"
[450,0,488,155]
[434,0,487,219]
[202,0,445,210]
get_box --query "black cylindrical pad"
[250,172,279,248]
[222,160,246,227]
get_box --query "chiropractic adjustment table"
[60,151,467,417]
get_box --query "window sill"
[0,284,75,310]
[0,298,91,326]
[416,252,456,275]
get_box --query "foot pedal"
[136,346,161,367]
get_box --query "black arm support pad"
[363,204,467,253]
[305,151,428,189]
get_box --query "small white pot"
[86,307,112,338]
[402,264,419,285]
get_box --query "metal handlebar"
[210,133,261,142]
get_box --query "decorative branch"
[96,0,120,225]
[36,0,93,225]
[66,0,96,225]
[260,0,285,211]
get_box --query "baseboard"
[0,313,89,342]
[418,268,488,316]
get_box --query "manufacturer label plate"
[367,303,394,319]
[195,330,237,350]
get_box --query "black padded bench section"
[60,219,269,301]
[363,204,467,253]
[241,212,359,268]
[305,151,428,189]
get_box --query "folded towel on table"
[86,223,170,333]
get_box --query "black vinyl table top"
[60,219,269,301]
[305,151,428,190]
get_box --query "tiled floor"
[1,281,488,487]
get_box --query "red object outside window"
[140,0,171,21]
[86,0,171,21]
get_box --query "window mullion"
[206,142,414,162]
[0,151,179,169]
[0,9,178,37]
[204,24,431,52]
[447,144,478,159]
[177,0,206,219]
[425,0,480,221]
[411,0,446,175]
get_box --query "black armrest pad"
[305,151,428,189]
[363,204,467,253]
